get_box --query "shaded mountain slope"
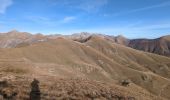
[128,35,170,57]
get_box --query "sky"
[0,0,170,38]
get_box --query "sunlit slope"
[85,36,170,98]
[0,37,170,99]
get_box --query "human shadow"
[30,79,41,100]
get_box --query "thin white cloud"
[27,16,50,23]
[48,0,108,13]
[26,15,76,26]
[0,0,13,14]
[113,1,170,16]
[78,0,108,12]
[63,16,76,23]
[26,16,60,27]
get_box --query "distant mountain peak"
[116,35,126,39]
[8,30,19,33]
[72,32,92,37]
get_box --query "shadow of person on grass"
[30,79,41,100]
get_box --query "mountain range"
[1,31,170,57]
[0,30,170,100]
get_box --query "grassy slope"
[0,37,170,99]
[85,36,170,98]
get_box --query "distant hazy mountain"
[0,30,47,48]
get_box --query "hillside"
[0,30,47,48]
[128,35,170,57]
[69,33,170,57]
[0,33,170,99]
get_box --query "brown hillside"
[128,35,170,57]
[0,36,170,99]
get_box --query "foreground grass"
[0,76,165,100]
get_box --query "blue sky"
[0,0,170,38]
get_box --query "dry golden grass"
[0,36,170,99]
[0,76,164,100]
